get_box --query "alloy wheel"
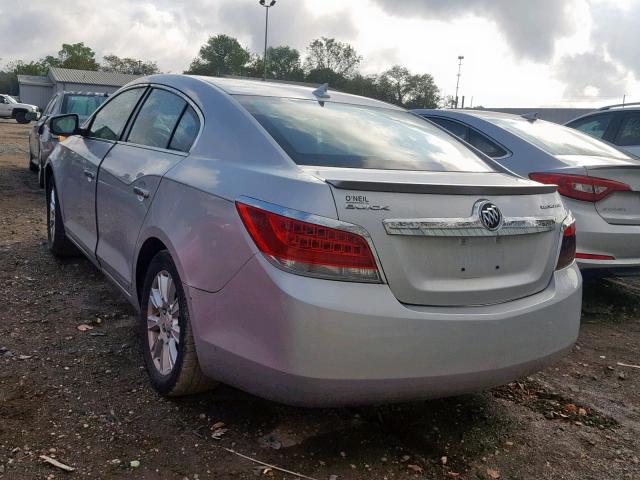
[146,270,181,375]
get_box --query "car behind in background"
[0,93,38,124]
[566,103,640,157]
[414,109,640,276]
[28,91,108,187]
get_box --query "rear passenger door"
[95,87,201,291]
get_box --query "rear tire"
[15,111,28,124]
[139,251,217,396]
[46,177,78,257]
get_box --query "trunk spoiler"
[326,180,557,195]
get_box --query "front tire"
[46,178,78,257]
[140,251,216,396]
[15,111,28,124]
[28,146,38,172]
[38,154,45,188]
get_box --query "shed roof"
[17,75,53,86]
[48,67,140,87]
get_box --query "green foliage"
[56,42,99,70]
[247,46,304,81]
[185,35,251,76]
[304,37,362,77]
[102,54,160,75]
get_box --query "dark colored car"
[28,91,108,186]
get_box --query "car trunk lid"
[588,164,640,225]
[305,167,566,307]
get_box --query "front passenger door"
[56,87,146,257]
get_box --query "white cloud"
[0,0,638,106]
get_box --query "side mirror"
[25,111,40,122]
[50,114,79,136]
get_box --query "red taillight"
[575,253,615,260]
[556,217,576,270]
[236,202,381,283]
[529,172,630,202]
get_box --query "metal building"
[18,67,141,109]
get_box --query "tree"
[185,34,251,76]
[102,54,159,75]
[247,46,304,81]
[404,73,440,109]
[304,37,362,77]
[56,42,99,70]
[6,60,49,76]
[378,66,413,105]
[376,65,440,108]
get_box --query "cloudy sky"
[1,0,639,107]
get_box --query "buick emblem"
[478,202,502,231]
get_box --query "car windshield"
[487,116,630,159]
[5,96,17,104]
[237,96,494,172]
[62,94,108,120]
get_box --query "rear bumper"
[565,198,640,273]
[188,257,582,406]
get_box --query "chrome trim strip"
[327,180,557,195]
[236,196,387,284]
[383,201,557,237]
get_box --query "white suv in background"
[0,94,39,124]
[566,103,640,157]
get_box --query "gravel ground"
[1,119,639,480]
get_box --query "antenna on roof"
[312,83,330,99]
[521,112,538,122]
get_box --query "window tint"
[615,113,640,146]
[427,117,468,141]
[238,96,493,172]
[62,94,107,120]
[568,113,613,139]
[487,116,630,159]
[169,106,199,152]
[88,88,145,141]
[128,89,186,148]
[468,130,508,158]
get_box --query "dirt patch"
[1,119,639,479]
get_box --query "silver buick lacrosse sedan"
[44,75,582,406]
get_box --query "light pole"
[454,55,464,108]
[259,0,276,81]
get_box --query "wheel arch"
[133,229,187,308]
[11,108,28,118]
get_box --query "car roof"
[135,74,405,111]
[414,108,528,121]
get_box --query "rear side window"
[237,96,493,172]
[468,130,508,158]
[428,117,468,141]
[615,113,640,146]
[488,116,630,159]
[127,89,186,149]
[169,106,199,152]
[62,94,107,119]
[88,88,145,141]
[568,113,613,139]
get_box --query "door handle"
[133,186,150,199]
[83,169,95,181]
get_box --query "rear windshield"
[62,94,108,119]
[488,116,630,159]
[237,96,494,172]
